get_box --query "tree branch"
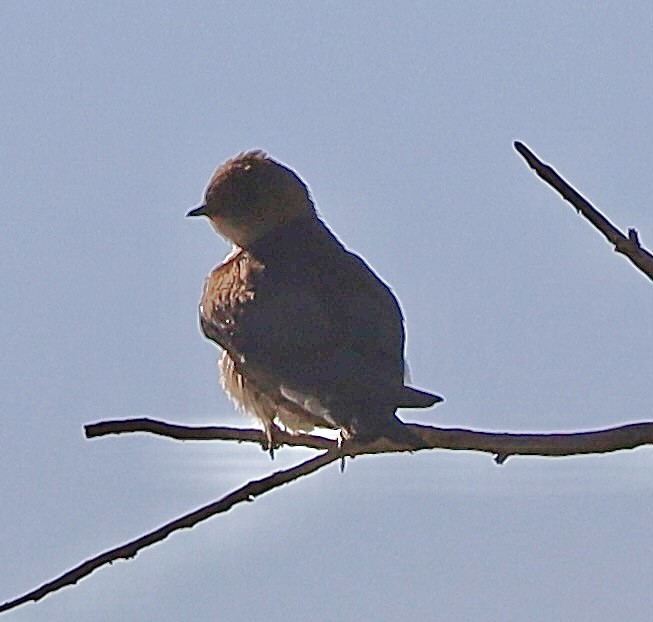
[514,141,653,282]
[85,418,335,451]
[5,419,652,615]
[85,417,653,461]
[0,449,340,615]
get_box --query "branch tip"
[628,228,640,246]
[515,142,653,281]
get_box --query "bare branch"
[410,422,653,459]
[514,141,653,282]
[0,449,340,615]
[5,417,652,614]
[85,417,653,459]
[85,418,336,451]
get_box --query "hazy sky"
[2,2,652,620]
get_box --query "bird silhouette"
[188,151,442,451]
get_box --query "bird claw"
[263,424,282,459]
[337,430,350,472]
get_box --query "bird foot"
[262,423,283,459]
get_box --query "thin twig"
[514,141,653,282]
[0,449,340,615]
[85,418,336,451]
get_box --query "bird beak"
[186,204,208,218]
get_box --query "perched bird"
[187,151,442,449]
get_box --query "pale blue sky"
[1,2,652,620]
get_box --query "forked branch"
[5,417,652,614]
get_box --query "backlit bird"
[187,151,442,449]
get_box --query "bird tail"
[398,385,444,408]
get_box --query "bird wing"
[199,240,439,425]
[200,228,441,434]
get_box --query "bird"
[187,150,442,451]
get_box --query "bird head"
[187,151,316,248]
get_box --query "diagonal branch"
[514,141,653,282]
[85,417,653,461]
[0,449,340,615]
